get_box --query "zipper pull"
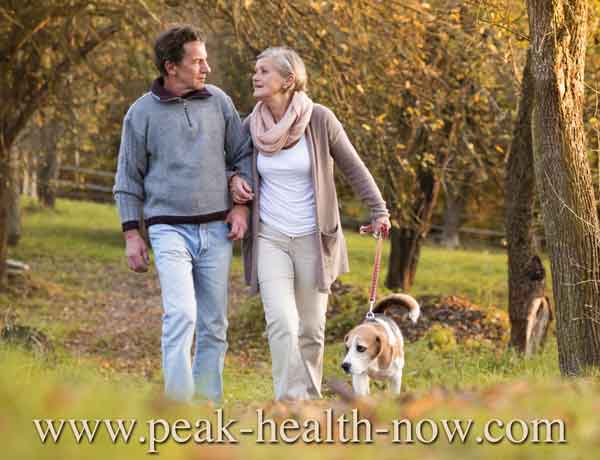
[183,100,192,127]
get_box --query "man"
[113,25,253,404]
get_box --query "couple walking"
[113,25,390,404]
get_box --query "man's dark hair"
[154,25,206,77]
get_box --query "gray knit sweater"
[113,79,252,231]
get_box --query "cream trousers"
[257,223,329,400]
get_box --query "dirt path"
[6,255,511,382]
[24,259,250,379]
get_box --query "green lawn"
[339,231,510,308]
[13,197,514,306]
[1,198,592,459]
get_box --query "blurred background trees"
[0,0,172,282]
[199,0,518,290]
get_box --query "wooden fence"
[54,164,115,202]
[50,165,506,241]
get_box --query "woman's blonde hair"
[257,46,308,92]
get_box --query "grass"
[17,198,124,262]
[1,198,592,459]
[340,232,553,309]
[1,346,596,459]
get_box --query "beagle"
[341,293,420,396]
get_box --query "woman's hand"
[372,216,391,239]
[230,175,254,204]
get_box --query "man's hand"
[225,205,250,241]
[124,229,150,272]
[230,175,254,204]
[372,215,391,239]
[226,205,249,240]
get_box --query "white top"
[257,135,317,237]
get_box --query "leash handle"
[368,235,384,314]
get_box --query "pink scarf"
[249,91,314,155]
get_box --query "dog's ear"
[375,331,393,369]
[374,335,382,356]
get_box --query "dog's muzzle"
[341,362,352,374]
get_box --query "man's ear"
[164,60,177,77]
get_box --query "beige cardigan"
[243,104,389,293]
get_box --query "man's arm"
[113,115,147,229]
[113,114,150,271]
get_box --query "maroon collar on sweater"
[151,77,212,101]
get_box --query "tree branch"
[4,23,119,152]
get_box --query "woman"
[231,47,390,401]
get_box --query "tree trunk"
[505,48,552,353]
[508,255,554,355]
[0,146,10,286]
[37,145,60,208]
[37,120,62,208]
[524,295,553,356]
[22,149,38,199]
[38,150,60,208]
[386,166,441,290]
[529,0,600,374]
[441,181,468,249]
[387,227,422,290]
[7,147,21,246]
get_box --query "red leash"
[359,225,385,320]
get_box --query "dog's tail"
[373,293,421,324]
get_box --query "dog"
[341,293,420,396]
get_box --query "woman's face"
[252,58,290,100]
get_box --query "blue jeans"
[148,222,232,403]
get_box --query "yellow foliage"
[376,113,387,124]
[426,324,457,353]
[309,1,322,13]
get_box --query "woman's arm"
[323,107,390,233]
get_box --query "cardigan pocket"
[320,224,339,265]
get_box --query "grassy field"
[1,198,595,459]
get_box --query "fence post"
[74,151,80,186]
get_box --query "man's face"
[166,41,211,91]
